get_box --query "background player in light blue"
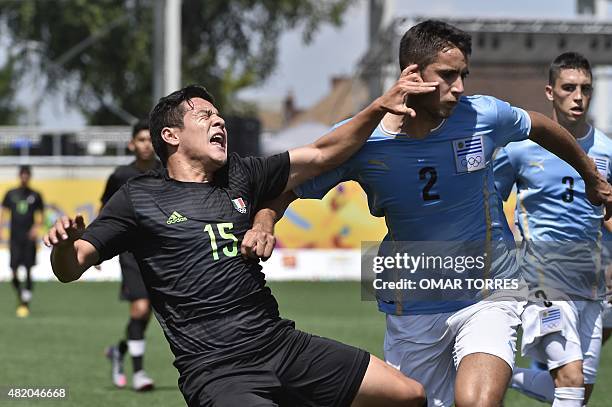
[494,52,612,406]
[602,220,612,346]
[245,21,612,407]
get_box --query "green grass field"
[0,281,609,406]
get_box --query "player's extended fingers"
[403,82,438,94]
[43,230,52,247]
[61,215,71,230]
[399,64,419,77]
[401,71,423,83]
[46,225,62,245]
[54,218,69,240]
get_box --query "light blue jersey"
[603,227,612,267]
[494,126,612,299]
[295,95,532,315]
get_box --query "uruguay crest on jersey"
[452,135,486,173]
[232,197,247,213]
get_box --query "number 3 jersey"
[494,126,612,300]
[82,152,291,372]
[295,95,532,315]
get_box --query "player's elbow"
[309,147,340,176]
[54,272,77,283]
[54,261,86,283]
[527,111,556,140]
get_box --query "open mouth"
[570,106,584,114]
[210,133,226,149]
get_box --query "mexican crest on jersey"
[452,136,486,173]
[232,197,247,213]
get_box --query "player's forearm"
[50,241,93,283]
[253,191,298,233]
[284,101,386,191]
[310,100,387,172]
[528,111,600,186]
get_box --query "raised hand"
[43,214,86,248]
[376,64,438,117]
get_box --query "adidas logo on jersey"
[166,211,188,224]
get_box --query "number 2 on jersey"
[203,223,238,260]
[419,167,440,201]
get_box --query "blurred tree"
[0,0,353,124]
[0,57,22,124]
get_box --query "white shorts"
[602,301,612,329]
[521,294,603,384]
[384,299,523,407]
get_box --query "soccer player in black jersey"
[101,119,161,391]
[1,165,44,318]
[44,66,435,407]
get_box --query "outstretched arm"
[528,111,612,218]
[283,65,437,193]
[43,215,99,282]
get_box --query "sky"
[236,0,580,108]
[24,0,611,128]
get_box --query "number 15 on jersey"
[203,223,238,260]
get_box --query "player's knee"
[130,300,150,319]
[396,378,426,406]
[455,388,501,407]
[554,367,584,388]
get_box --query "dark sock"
[118,339,128,356]
[132,356,143,372]
[127,317,148,372]
[127,317,147,340]
[25,268,33,291]
[11,271,22,304]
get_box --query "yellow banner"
[0,179,517,248]
[0,179,105,244]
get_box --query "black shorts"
[119,252,148,301]
[10,239,36,269]
[180,328,370,407]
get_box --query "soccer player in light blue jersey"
[244,22,612,407]
[603,220,612,345]
[494,52,612,406]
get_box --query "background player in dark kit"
[101,119,161,391]
[44,71,436,407]
[1,165,44,318]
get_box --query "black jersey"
[101,160,163,205]
[2,187,44,241]
[82,152,291,372]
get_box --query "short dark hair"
[131,118,149,138]
[19,165,31,176]
[548,52,592,85]
[399,20,472,70]
[149,85,215,166]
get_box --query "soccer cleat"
[132,370,154,391]
[16,305,29,318]
[105,346,127,388]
